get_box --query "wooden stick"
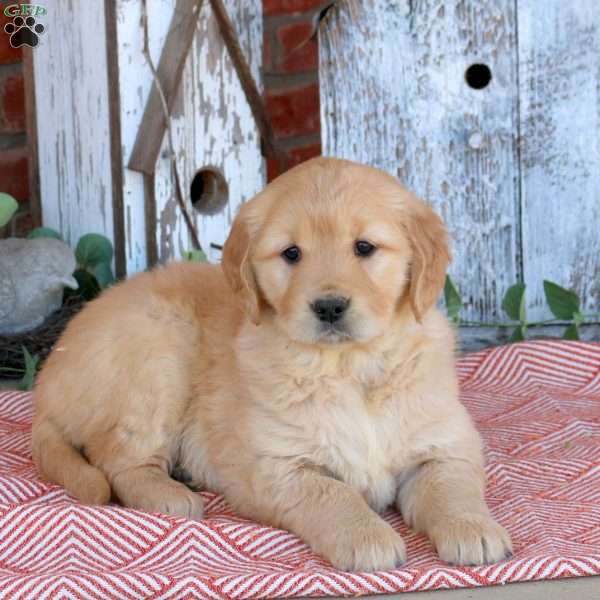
[104,0,127,277]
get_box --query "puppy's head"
[222,158,450,345]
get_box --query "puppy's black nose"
[311,296,350,323]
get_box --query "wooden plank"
[116,0,176,273]
[518,0,600,321]
[143,173,158,265]
[319,0,521,322]
[128,0,203,175]
[32,0,115,249]
[153,0,265,263]
[105,0,126,278]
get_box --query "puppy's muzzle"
[310,296,350,324]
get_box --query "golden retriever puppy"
[32,157,511,571]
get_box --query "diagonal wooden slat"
[128,0,203,176]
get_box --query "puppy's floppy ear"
[221,209,261,325]
[404,197,451,322]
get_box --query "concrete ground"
[318,577,599,599]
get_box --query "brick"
[264,0,328,16]
[276,21,317,73]
[265,83,320,138]
[267,141,321,181]
[12,208,34,236]
[263,31,272,71]
[0,147,28,201]
[288,141,321,164]
[266,155,284,182]
[1,73,25,133]
[0,13,22,64]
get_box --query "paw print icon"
[4,16,45,48]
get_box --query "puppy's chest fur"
[257,348,421,512]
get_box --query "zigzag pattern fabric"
[0,340,598,598]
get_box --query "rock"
[0,238,78,335]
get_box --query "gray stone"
[0,238,78,335]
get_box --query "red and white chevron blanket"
[0,340,599,599]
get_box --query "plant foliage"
[0,193,18,228]
[445,276,596,343]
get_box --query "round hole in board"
[465,63,492,90]
[190,167,229,216]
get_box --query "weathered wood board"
[518,0,600,321]
[33,1,115,250]
[33,0,264,274]
[320,0,521,322]
[114,0,180,272]
[152,0,264,263]
[320,0,600,326]
[116,0,264,267]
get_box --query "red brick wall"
[263,0,326,180]
[0,1,324,237]
[0,11,31,236]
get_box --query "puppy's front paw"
[431,513,512,565]
[135,480,205,520]
[319,515,406,572]
[156,486,205,520]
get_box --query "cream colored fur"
[32,158,511,571]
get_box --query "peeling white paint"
[320,0,599,323]
[151,0,264,264]
[34,2,115,249]
[33,0,264,274]
[518,0,600,321]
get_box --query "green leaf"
[573,311,584,327]
[184,249,208,262]
[92,261,115,289]
[0,192,18,227]
[563,324,580,341]
[76,234,113,268]
[444,275,462,321]
[17,347,39,391]
[543,280,580,320]
[67,269,101,301]
[502,283,526,322]
[509,325,526,343]
[27,227,63,240]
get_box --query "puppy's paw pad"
[433,514,512,565]
[324,517,406,572]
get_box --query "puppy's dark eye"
[354,240,376,257]
[281,245,302,264]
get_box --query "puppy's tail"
[32,420,111,505]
